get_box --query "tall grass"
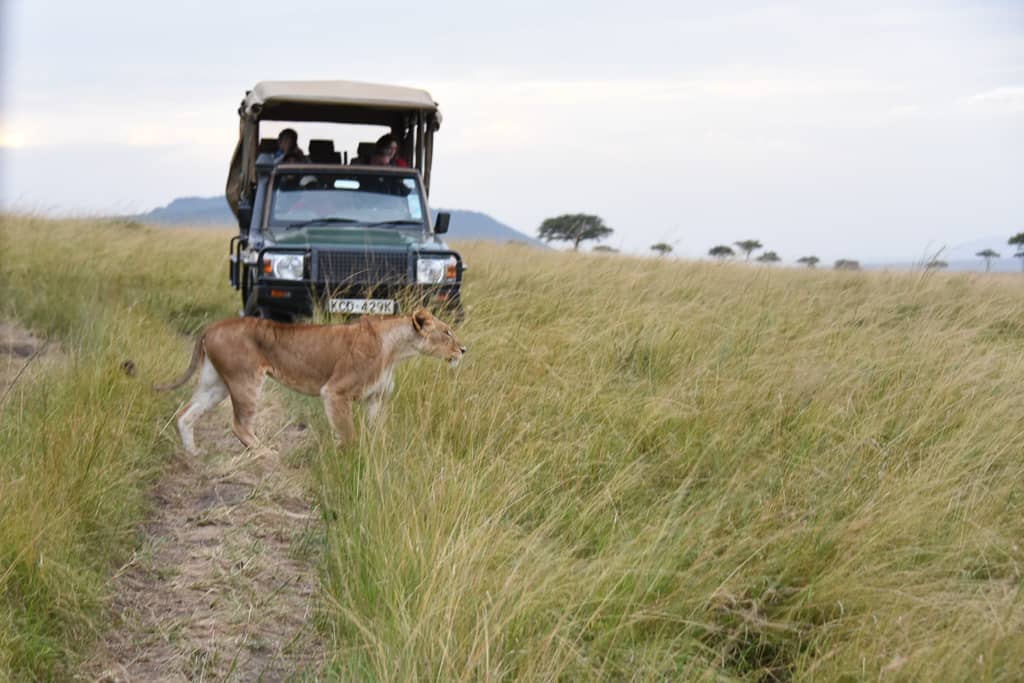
[0,216,236,680]
[301,247,1024,680]
[1,215,1022,680]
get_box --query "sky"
[1,0,1022,262]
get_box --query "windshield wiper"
[361,219,424,228]
[284,217,361,230]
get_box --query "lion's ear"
[412,308,430,335]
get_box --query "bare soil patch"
[81,387,325,682]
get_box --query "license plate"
[328,298,397,315]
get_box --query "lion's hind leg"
[177,357,229,456]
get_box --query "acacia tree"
[538,214,613,251]
[834,259,861,271]
[756,251,781,264]
[796,256,820,268]
[976,249,1000,272]
[734,239,763,261]
[592,245,618,253]
[925,259,948,270]
[708,245,735,261]
[650,242,673,256]
[1009,233,1024,271]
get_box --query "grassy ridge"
[1,215,1022,680]
[0,216,237,679]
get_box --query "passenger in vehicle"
[369,149,392,166]
[274,128,307,163]
[374,134,409,167]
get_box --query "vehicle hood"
[269,226,426,250]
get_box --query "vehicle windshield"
[269,172,425,229]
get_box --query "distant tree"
[1009,233,1024,271]
[734,239,763,261]
[709,245,735,261]
[756,251,781,264]
[592,245,618,253]
[538,214,613,251]
[650,242,673,256]
[925,259,948,270]
[796,255,820,268]
[976,249,1000,272]
[834,259,861,271]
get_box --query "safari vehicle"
[225,80,463,322]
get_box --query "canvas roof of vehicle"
[241,80,439,126]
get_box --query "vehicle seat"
[309,139,341,164]
[352,141,377,164]
[258,138,278,154]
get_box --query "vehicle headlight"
[263,253,305,280]
[417,256,458,284]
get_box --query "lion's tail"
[153,333,206,392]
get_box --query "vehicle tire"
[242,284,261,317]
[243,270,293,323]
[448,304,466,324]
[241,267,261,317]
[437,296,465,324]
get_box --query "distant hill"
[139,196,230,225]
[433,208,547,248]
[134,196,545,247]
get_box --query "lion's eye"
[446,330,453,337]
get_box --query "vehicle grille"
[316,250,409,286]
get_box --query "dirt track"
[82,388,325,682]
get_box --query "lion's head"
[411,308,466,367]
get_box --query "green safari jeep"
[225,80,464,322]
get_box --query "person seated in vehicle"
[274,128,307,164]
[369,148,392,166]
[373,134,409,167]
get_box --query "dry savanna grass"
[1,214,1023,681]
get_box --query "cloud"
[965,86,1024,113]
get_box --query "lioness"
[155,308,466,455]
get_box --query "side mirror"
[237,205,253,234]
[434,211,451,234]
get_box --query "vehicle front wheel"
[243,275,294,323]
[242,283,260,317]
[241,266,261,317]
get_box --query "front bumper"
[246,246,464,318]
